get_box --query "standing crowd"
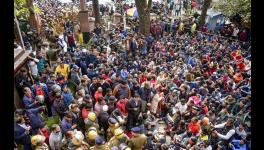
[14,0,251,150]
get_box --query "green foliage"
[45,115,60,130]
[15,0,41,19]
[213,0,251,20]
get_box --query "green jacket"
[128,134,147,150]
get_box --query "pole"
[123,2,126,30]
[14,9,25,50]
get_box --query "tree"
[92,0,100,24]
[213,0,251,28]
[15,0,41,33]
[15,0,41,19]
[199,0,212,28]
[135,0,152,35]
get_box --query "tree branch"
[147,0,152,11]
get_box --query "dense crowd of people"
[14,0,251,150]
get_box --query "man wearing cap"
[70,130,90,149]
[90,136,110,150]
[86,127,99,146]
[212,117,236,149]
[108,128,129,148]
[31,135,49,149]
[107,118,120,140]
[128,127,147,150]
[126,97,142,130]
[84,112,100,132]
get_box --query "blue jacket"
[26,107,45,130]
[80,61,88,75]
[130,41,137,51]
[146,36,154,46]
[23,95,37,109]
[139,87,153,101]
[86,54,97,66]
[14,123,31,145]
[62,91,74,107]
[61,118,73,135]
[231,140,247,150]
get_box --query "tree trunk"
[92,0,100,24]
[135,0,152,35]
[80,0,86,11]
[26,0,40,33]
[199,0,212,28]
[138,14,150,35]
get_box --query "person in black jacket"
[52,93,67,119]
[126,97,142,130]
[14,114,32,150]
[79,57,88,75]
[15,68,33,98]
[98,105,110,140]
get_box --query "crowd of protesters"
[14,0,251,150]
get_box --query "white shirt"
[235,127,247,139]
[214,122,236,140]
[49,131,62,150]
[174,102,187,114]
[28,59,39,76]
[232,28,239,37]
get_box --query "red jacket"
[82,108,90,119]
[94,91,103,102]
[38,128,50,145]
[202,106,209,114]
[116,99,128,115]
[188,122,200,134]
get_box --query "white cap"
[82,49,87,53]
[102,105,108,112]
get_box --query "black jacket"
[126,99,142,115]
[98,111,110,130]
[14,123,31,145]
